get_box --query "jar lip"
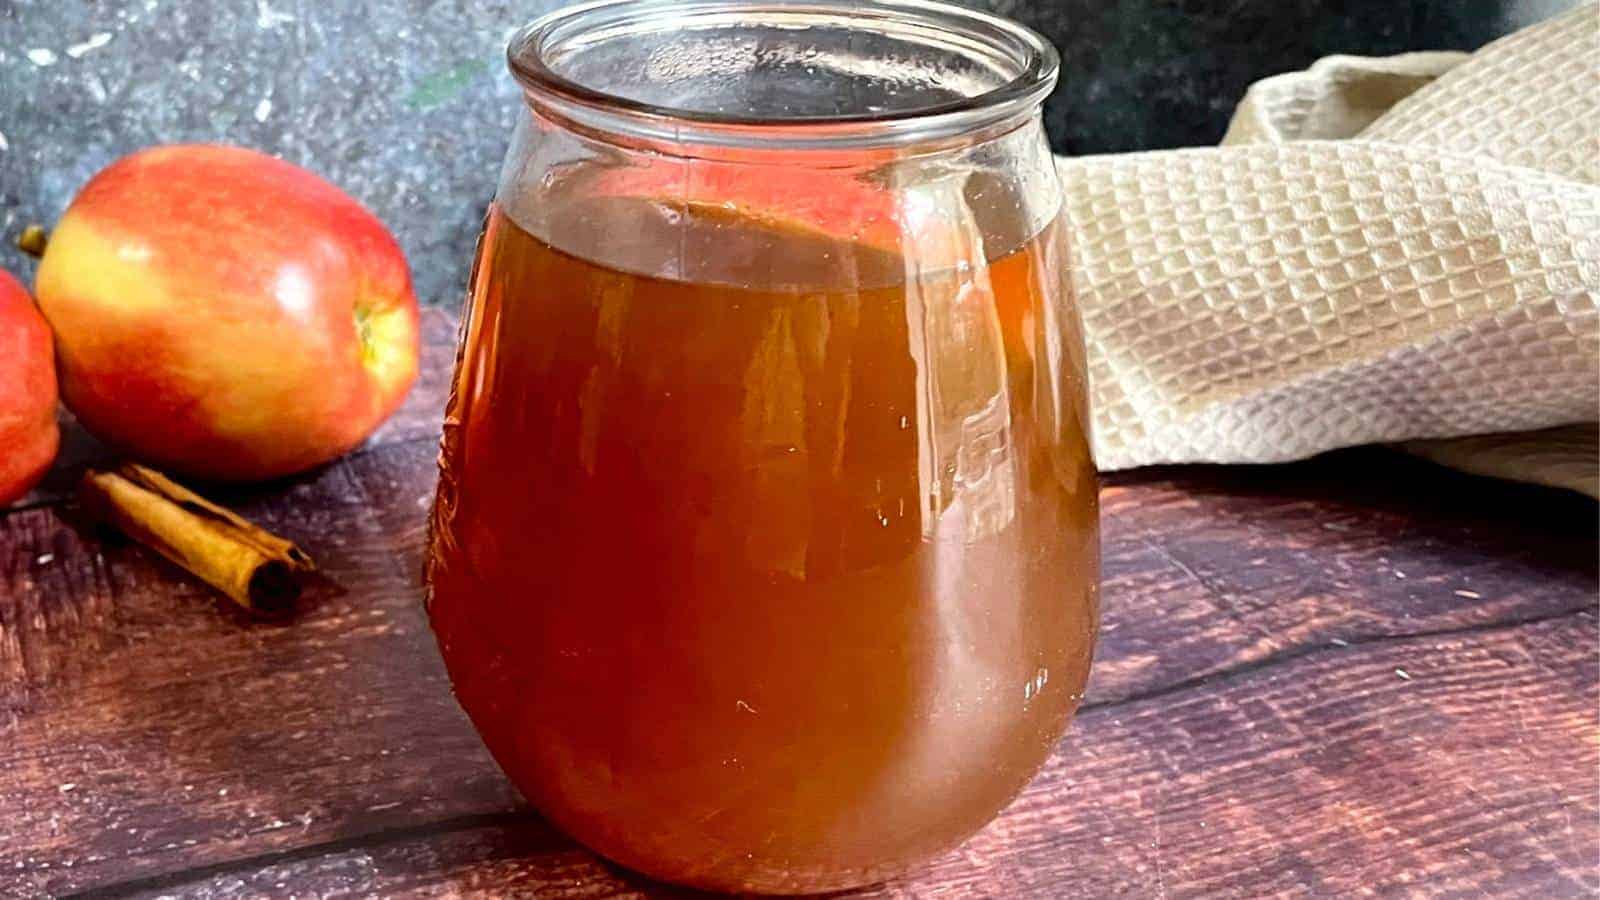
[506,0,1059,150]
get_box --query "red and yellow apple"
[0,269,59,505]
[34,145,419,481]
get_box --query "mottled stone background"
[0,0,1573,303]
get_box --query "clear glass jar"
[427,0,1099,892]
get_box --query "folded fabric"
[1059,3,1598,496]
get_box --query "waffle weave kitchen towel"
[1059,4,1598,495]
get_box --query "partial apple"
[0,269,59,505]
[35,145,420,481]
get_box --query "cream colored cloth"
[1060,4,1599,496]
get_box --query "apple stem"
[16,225,48,259]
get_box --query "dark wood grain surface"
[3,308,1595,899]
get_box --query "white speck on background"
[1454,589,1481,599]
[84,74,108,103]
[36,553,54,565]
[0,130,9,152]
[66,32,113,58]
[1395,668,1412,681]
[257,0,296,29]
[58,783,75,793]
[254,96,274,122]
[26,48,58,66]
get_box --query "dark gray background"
[0,0,1572,303]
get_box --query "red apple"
[34,145,419,481]
[0,269,59,505]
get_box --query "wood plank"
[1092,452,1597,705]
[86,612,1600,898]
[4,433,1594,895]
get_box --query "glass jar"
[427,0,1099,892]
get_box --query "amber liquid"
[428,198,1098,893]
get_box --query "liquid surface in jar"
[427,191,1098,893]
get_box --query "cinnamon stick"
[78,464,315,616]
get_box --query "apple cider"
[431,0,1097,890]
[427,189,1098,891]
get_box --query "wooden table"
[4,309,1596,898]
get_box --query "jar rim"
[506,0,1059,150]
